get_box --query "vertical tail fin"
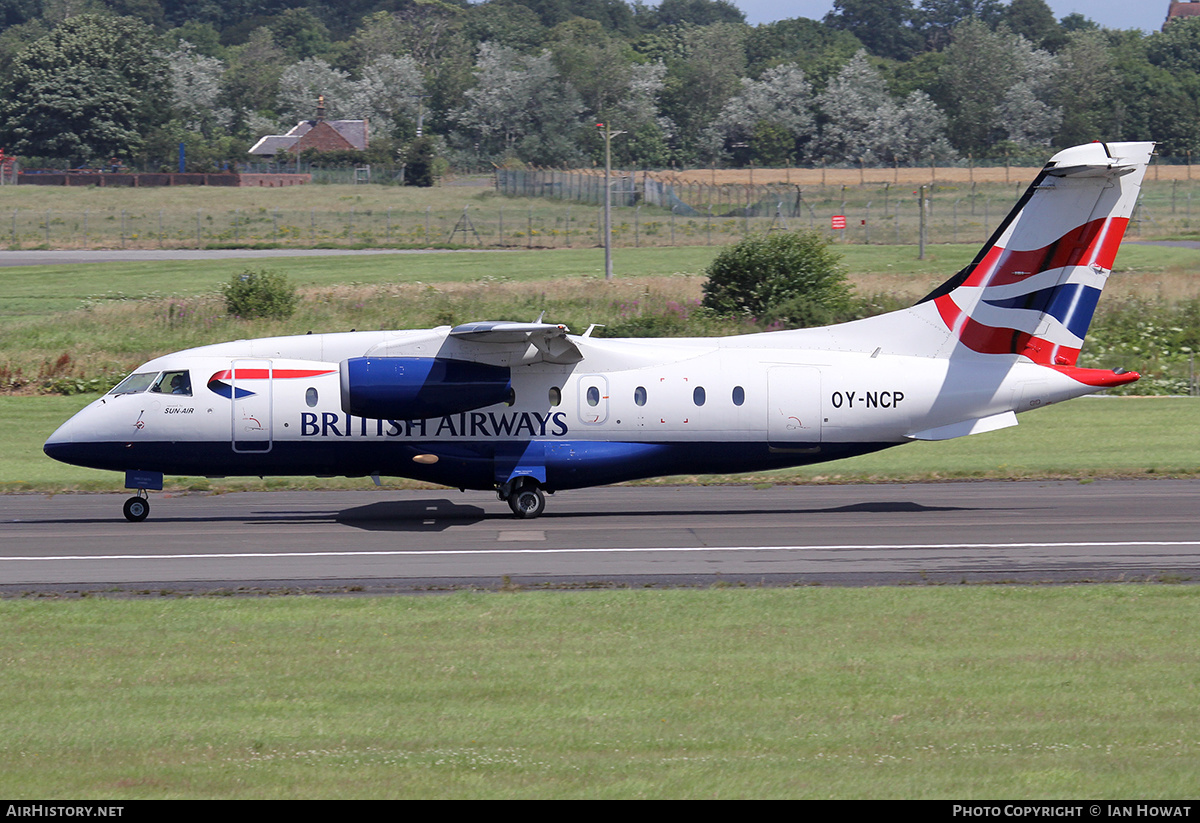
[917,141,1153,366]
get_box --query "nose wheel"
[122,492,150,522]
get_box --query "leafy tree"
[661,21,747,163]
[0,14,168,163]
[1108,33,1200,156]
[166,42,230,137]
[549,19,633,123]
[1003,0,1066,52]
[651,0,744,28]
[1146,17,1200,76]
[824,0,922,61]
[403,135,442,186]
[937,18,1061,153]
[268,7,337,61]
[1059,13,1098,34]
[276,58,355,124]
[702,231,852,327]
[915,0,1003,50]
[450,43,585,166]
[353,55,427,140]
[462,2,548,53]
[817,51,954,163]
[0,0,41,28]
[222,27,287,134]
[708,63,817,165]
[744,17,863,85]
[1052,30,1116,146]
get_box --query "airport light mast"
[597,122,625,282]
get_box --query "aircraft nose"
[43,415,79,462]
[43,404,107,468]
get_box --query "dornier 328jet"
[45,141,1153,521]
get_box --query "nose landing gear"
[122,490,150,522]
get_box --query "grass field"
[5,169,1200,250]
[1,587,1198,799]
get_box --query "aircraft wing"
[449,321,583,364]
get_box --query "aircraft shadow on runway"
[13,497,1017,532]
[333,498,1010,530]
[334,499,489,531]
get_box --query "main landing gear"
[499,477,546,519]
[122,490,150,522]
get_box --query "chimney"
[316,95,326,123]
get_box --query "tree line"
[0,0,1196,174]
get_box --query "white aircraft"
[45,141,1152,521]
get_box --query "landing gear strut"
[500,478,546,519]
[122,490,150,522]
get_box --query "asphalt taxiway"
[1,480,1197,595]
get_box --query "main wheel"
[122,496,150,522]
[507,486,545,519]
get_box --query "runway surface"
[2,480,1198,595]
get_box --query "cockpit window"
[109,372,160,396]
[151,370,192,397]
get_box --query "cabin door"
[767,366,822,451]
[230,359,273,453]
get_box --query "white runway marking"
[4,540,1200,563]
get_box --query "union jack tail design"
[918,141,1153,367]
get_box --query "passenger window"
[306,387,318,407]
[586,386,600,407]
[693,386,706,406]
[549,387,561,406]
[634,386,647,406]
[732,386,745,406]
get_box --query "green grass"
[0,246,726,318]
[0,587,1197,798]
[11,395,1200,492]
[2,241,1194,317]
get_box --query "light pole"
[597,122,625,282]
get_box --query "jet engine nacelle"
[340,356,512,420]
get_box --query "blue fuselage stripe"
[44,439,898,491]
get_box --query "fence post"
[918,187,926,259]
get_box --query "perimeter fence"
[5,157,1200,251]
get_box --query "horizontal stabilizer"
[907,411,1017,442]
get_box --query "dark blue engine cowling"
[340,357,512,420]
